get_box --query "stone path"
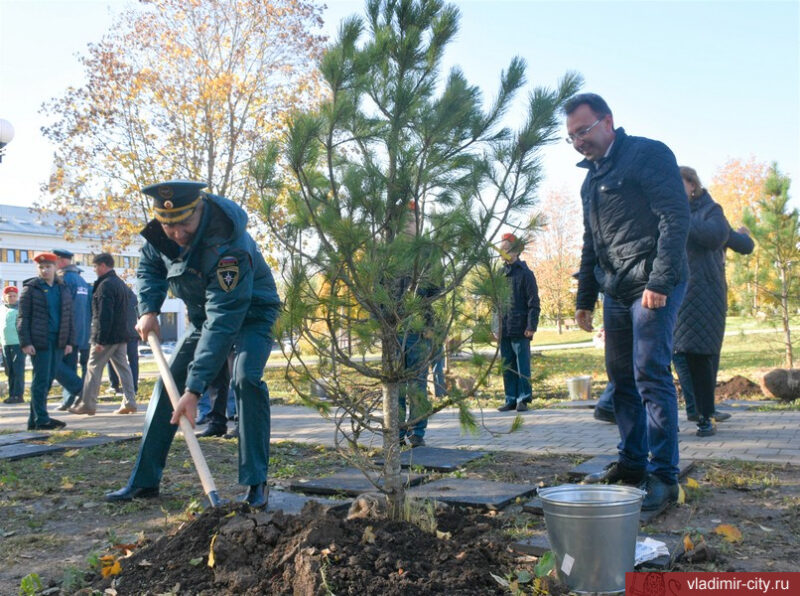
[1,399,797,465]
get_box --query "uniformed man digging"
[105,180,281,508]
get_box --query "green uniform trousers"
[126,318,274,489]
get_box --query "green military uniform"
[120,181,280,493]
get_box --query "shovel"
[147,332,223,507]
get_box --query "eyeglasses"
[565,118,602,144]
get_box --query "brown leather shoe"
[114,405,138,414]
[69,405,96,416]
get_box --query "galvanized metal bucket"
[565,375,592,400]
[538,484,644,594]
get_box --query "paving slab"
[566,455,695,481]
[268,489,351,515]
[553,399,597,409]
[722,400,774,409]
[58,435,139,449]
[0,443,65,461]
[0,432,49,446]
[372,446,488,472]
[511,533,677,570]
[288,467,427,497]
[406,477,536,510]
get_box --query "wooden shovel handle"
[147,332,221,506]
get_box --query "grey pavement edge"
[1,400,798,465]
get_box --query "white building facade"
[0,204,185,342]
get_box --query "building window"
[6,249,17,263]
[19,250,30,264]
[123,256,131,268]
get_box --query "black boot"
[696,417,716,437]
[105,486,160,502]
[196,425,227,438]
[240,483,268,508]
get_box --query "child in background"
[1,286,25,404]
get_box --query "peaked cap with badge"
[142,180,207,224]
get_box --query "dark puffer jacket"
[673,191,730,355]
[17,277,75,350]
[501,259,540,339]
[576,128,689,309]
[91,270,134,345]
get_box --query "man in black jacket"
[565,93,689,512]
[495,233,540,413]
[70,253,138,415]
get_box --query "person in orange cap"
[16,252,76,429]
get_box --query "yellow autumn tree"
[708,157,769,227]
[527,188,582,333]
[40,0,324,248]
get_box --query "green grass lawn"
[20,318,797,410]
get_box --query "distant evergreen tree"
[743,163,798,367]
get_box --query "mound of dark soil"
[92,501,520,595]
[715,375,762,401]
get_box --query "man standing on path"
[565,93,689,512]
[70,253,138,416]
[106,284,140,397]
[53,249,92,411]
[105,180,280,508]
[495,233,540,413]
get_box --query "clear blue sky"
[1,0,798,214]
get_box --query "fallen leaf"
[189,557,203,566]
[101,560,122,578]
[714,524,743,543]
[435,530,452,540]
[683,534,694,552]
[224,511,236,518]
[757,524,774,533]
[455,551,467,561]
[685,477,700,489]
[677,484,686,504]
[138,560,153,567]
[490,573,510,588]
[64,449,80,458]
[112,543,138,552]
[208,534,218,568]
[362,525,376,544]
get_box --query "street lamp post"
[0,119,15,163]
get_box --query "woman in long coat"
[673,167,739,437]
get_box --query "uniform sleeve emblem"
[216,256,239,292]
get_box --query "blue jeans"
[604,281,686,484]
[596,380,615,413]
[126,316,275,488]
[431,345,446,398]
[398,333,430,438]
[29,338,64,428]
[59,347,89,407]
[3,345,26,398]
[500,337,532,406]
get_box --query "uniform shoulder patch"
[216,256,239,292]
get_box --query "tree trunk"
[780,267,794,368]
[381,380,403,519]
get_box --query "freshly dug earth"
[715,375,763,401]
[2,442,799,595]
[92,502,520,595]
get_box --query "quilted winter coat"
[575,128,689,309]
[673,191,731,355]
